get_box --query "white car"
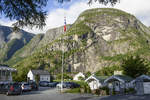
[21,82,32,92]
[56,82,67,88]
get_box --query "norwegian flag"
[64,17,66,32]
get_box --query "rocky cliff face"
[43,8,150,73]
[5,8,150,75]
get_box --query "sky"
[0,0,150,34]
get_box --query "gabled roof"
[131,75,150,83]
[104,75,133,83]
[85,74,108,83]
[74,72,85,77]
[0,65,16,72]
[31,70,50,75]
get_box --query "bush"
[125,88,136,94]
[56,73,73,80]
[100,86,109,95]
[65,88,80,93]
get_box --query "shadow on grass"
[71,97,92,100]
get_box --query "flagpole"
[61,16,66,92]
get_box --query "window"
[2,71,5,76]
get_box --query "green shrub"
[65,88,80,93]
[100,86,109,95]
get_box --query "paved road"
[1,87,150,100]
[0,87,96,100]
[92,95,150,100]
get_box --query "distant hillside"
[0,25,34,63]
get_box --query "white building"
[131,75,150,95]
[27,70,50,82]
[85,74,108,90]
[73,72,85,81]
[104,75,133,92]
[0,65,16,82]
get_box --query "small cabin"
[85,74,108,90]
[104,75,133,92]
[27,70,50,82]
[131,75,150,95]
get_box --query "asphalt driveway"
[0,87,95,100]
[0,87,150,100]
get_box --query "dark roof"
[85,74,108,83]
[0,65,16,71]
[104,75,133,83]
[94,75,108,83]
[31,70,50,75]
[131,75,150,83]
[0,64,9,67]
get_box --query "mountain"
[7,25,72,65]
[0,25,34,63]
[3,8,150,81]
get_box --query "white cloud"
[0,20,15,27]
[1,0,150,34]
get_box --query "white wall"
[27,70,35,81]
[88,80,101,90]
[73,72,85,81]
[40,75,50,82]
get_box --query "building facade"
[85,74,108,90]
[27,70,50,82]
[0,65,16,82]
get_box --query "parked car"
[0,82,22,95]
[28,81,38,90]
[48,82,59,87]
[56,82,80,89]
[0,82,9,94]
[67,82,80,88]
[21,82,31,92]
[6,82,22,95]
[56,82,66,88]
[39,81,49,87]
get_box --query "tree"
[0,0,119,29]
[0,0,48,29]
[95,66,121,76]
[88,0,119,5]
[121,55,149,78]
[35,74,40,84]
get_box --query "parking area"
[1,87,150,100]
[0,87,96,100]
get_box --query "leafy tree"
[78,76,84,81]
[0,0,119,28]
[121,55,149,78]
[56,73,72,80]
[95,66,121,76]
[0,0,48,29]
[35,74,40,84]
[88,0,119,5]
[85,71,91,78]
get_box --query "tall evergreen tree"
[121,56,149,78]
